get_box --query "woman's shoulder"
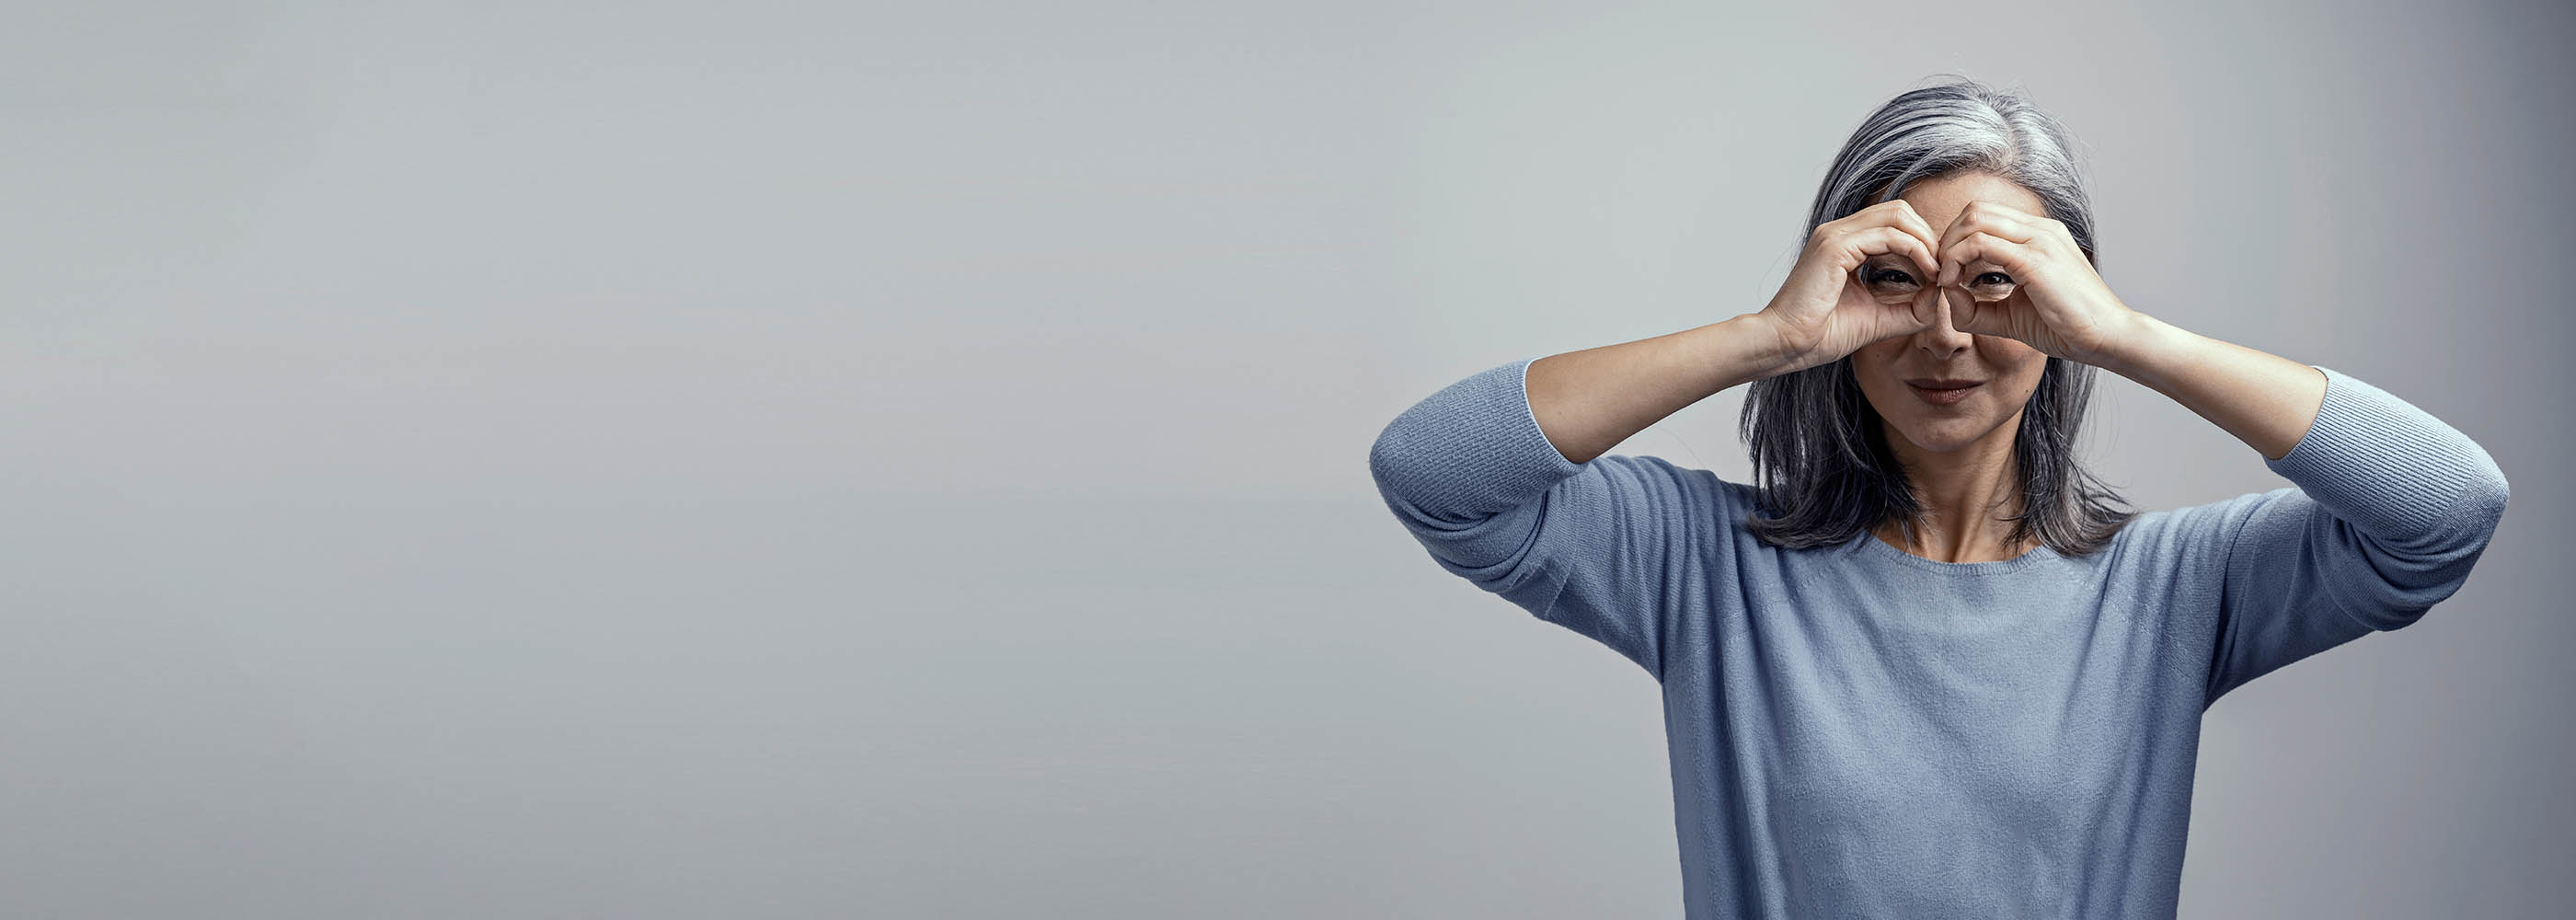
[1625,459,2298,560]
[2103,488,2303,564]
[1594,454,2297,549]
[1570,454,1765,535]
[1588,454,1760,504]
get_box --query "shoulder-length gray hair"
[1739,76,2139,558]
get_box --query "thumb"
[1947,286,1982,332]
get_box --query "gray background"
[5,0,2569,916]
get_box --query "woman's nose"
[1917,287,1976,343]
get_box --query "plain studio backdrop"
[5,1,2570,916]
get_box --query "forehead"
[1895,170,2045,228]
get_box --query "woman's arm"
[1369,201,1945,675]
[2091,313,2331,462]
[1367,316,1789,678]
[2094,312,2511,704]
[1530,198,1967,466]
[1523,314,1799,466]
[1923,199,2508,702]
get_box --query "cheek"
[1853,355,1907,401]
[2009,357,2051,391]
[1852,341,1904,368]
[1977,337,2046,365]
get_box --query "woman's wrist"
[1730,310,1820,378]
[2086,309,2191,383]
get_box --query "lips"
[1905,378,1984,406]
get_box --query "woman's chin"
[1891,417,2003,454]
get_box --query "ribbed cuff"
[1370,357,1587,520]
[2262,365,2501,543]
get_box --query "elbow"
[2467,470,2509,539]
[1366,417,1407,498]
[1367,414,1501,531]
[2463,449,2511,536]
[2422,442,2511,549]
[1368,415,1442,516]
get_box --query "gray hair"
[1737,75,2140,558]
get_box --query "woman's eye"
[1959,270,2019,302]
[1866,268,1920,288]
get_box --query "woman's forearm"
[1525,313,1800,466]
[2094,312,2328,462]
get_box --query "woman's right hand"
[1754,200,1946,374]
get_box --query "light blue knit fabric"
[1367,357,2510,919]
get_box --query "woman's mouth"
[1906,380,1983,406]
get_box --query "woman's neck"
[1878,431,2035,564]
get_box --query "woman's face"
[1846,170,2053,458]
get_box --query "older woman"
[1366,77,2509,919]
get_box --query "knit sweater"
[1366,356,2510,919]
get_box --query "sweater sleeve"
[1367,356,1733,682]
[2201,365,2511,707]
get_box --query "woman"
[1365,78,2509,918]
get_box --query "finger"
[1937,232,2033,291]
[1911,283,1942,328]
[1961,199,2050,236]
[1937,214,2040,285]
[1945,284,1985,334]
[1838,225,1940,283]
[1931,202,2044,284]
[1875,197,1937,275]
[1827,201,1944,281]
[1956,282,2038,340]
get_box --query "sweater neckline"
[1847,529,2061,575]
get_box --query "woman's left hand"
[1930,201,2143,366]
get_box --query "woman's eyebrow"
[1875,255,2004,273]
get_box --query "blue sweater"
[1367,357,2509,919]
